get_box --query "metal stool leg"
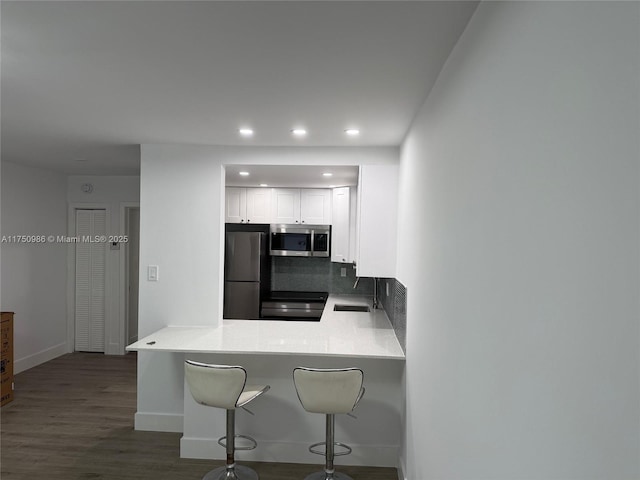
[303,414,353,480]
[202,410,259,480]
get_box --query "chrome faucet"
[353,276,379,309]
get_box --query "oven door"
[270,226,312,256]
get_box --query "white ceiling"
[1,1,478,177]
[226,164,359,188]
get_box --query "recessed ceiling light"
[239,128,254,137]
[322,172,333,177]
[239,171,250,176]
[345,129,360,136]
[259,183,268,187]
[291,128,307,136]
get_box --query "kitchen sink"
[333,304,370,312]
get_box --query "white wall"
[136,144,398,430]
[67,175,140,355]
[397,2,640,479]
[138,144,398,337]
[1,162,68,372]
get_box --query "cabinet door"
[225,187,247,223]
[271,188,301,224]
[331,187,350,263]
[356,165,398,277]
[301,189,331,224]
[246,188,272,223]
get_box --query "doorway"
[74,209,107,352]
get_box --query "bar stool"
[185,360,270,480]
[293,367,365,480]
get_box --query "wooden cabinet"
[1,312,14,406]
[331,187,351,263]
[355,165,398,277]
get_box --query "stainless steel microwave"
[269,224,330,257]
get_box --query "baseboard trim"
[14,343,68,374]
[180,436,399,468]
[398,454,407,480]
[106,342,123,356]
[135,412,183,433]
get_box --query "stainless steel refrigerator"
[223,227,269,319]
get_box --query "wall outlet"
[340,267,347,277]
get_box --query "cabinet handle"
[241,219,245,223]
[247,219,251,222]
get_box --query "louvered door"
[75,210,106,352]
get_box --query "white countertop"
[127,295,405,360]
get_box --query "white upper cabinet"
[271,188,302,224]
[225,187,247,223]
[331,187,350,263]
[246,188,272,223]
[300,189,332,224]
[356,165,398,278]
[226,187,332,225]
[225,187,271,223]
[271,188,332,224]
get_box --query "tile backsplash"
[271,257,373,295]
[377,278,407,353]
[270,257,406,353]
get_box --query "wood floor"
[0,353,398,480]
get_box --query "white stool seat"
[186,360,269,480]
[238,385,269,407]
[294,368,364,414]
[293,367,365,480]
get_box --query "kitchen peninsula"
[127,295,405,467]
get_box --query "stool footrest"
[308,441,352,457]
[217,434,258,451]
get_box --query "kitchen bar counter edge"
[127,295,405,360]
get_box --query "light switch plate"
[148,265,159,281]
[340,267,347,277]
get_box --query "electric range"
[261,291,328,321]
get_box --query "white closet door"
[75,209,106,352]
